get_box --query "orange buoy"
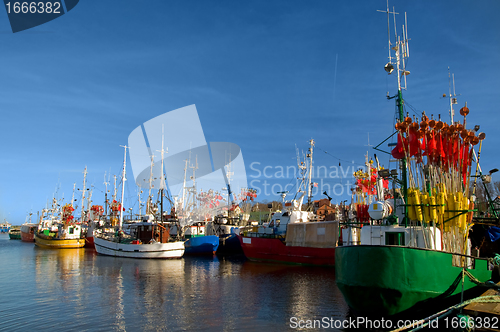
[460,105,469,116]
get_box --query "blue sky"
[1,0,499,224]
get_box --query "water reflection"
[237,261,348,329]
[34,248,86,304]
[1,238,348,332]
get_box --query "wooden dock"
[462,282,500,331]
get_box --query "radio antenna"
[377,0,410,91]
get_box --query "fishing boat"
[20,223,37,242]
[335,5,499,319]
[83,204,105,249]
[74,167,97,249]
[209,209,247,255]
[94,145,185,259]
[237,139,339,266]
[34,204,85,249]
[8,226,21,240]
[90,172,131,249]
[184,222,219,255]
[94,219,185,259]
[20,213,37,242]
[0,220,11,233]
[170,160,221,256]
[207,190,256,255]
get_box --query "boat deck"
[463,281,500,331]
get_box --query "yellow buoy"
[407,188,417,221]
[429,195,438,222]
[413,188,423,222]
[421,193,431,224]
[453,193,462,230]
[461,194,469,232]
[437,192,446,216]
[446,193,456,231]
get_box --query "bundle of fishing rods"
[390,104,486,256]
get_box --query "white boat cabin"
[343,224,442,250]
[254,200,314,235]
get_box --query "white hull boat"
[94,235,185,259]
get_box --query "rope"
[491,253,500,265]
[463,269,500,290]
[315,146,365,167]
[390,295,500,332]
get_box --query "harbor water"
[0,234,349,331]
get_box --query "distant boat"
[169,159,222,256]
[94,221,185,259]
[207,193,256,255]
[209,214,246,255]
[34,224,86,249]
[8,226,21,240]
[93,146,185,259]
[83,205,105,249]
[20,223,37,242]
[34,204,85,249]
[238,210,338,266]
[0,220,11,233]
[237,140,339,266]
[183,222,219,255]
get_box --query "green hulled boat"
[336,245,493,317]
[335,4,499,319]
[8,226,21,240]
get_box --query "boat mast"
[138,189,142,219]
[306,139,315,209]
[225,152,234,206]
[103,172,109,217]
[81,167,87,222]
[189,156,198,214]
[295,146,305,210]
[446,66,459,124]
[147,154,154,215]
[181,159,188,212]
[71,183,76,208]
[87,188,93,217]
[119,145,128,229]
[379,2,410,225]
[158,125,167,222]
[113,175,117,203]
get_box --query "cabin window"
[269,220,274,227]
[275,219,280,227]
[385,232,405,246]
[69,227,74,234]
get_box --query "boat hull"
[34,234,86,249]
[216,233,243,255]
[185,235,219,255]
[238,235,335,266]
[94,236,185,259]
[21,232,34,242]
[335,245,493,318]
[84,236,95,249]
[9,231,21,240]
[20,224,37,242]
